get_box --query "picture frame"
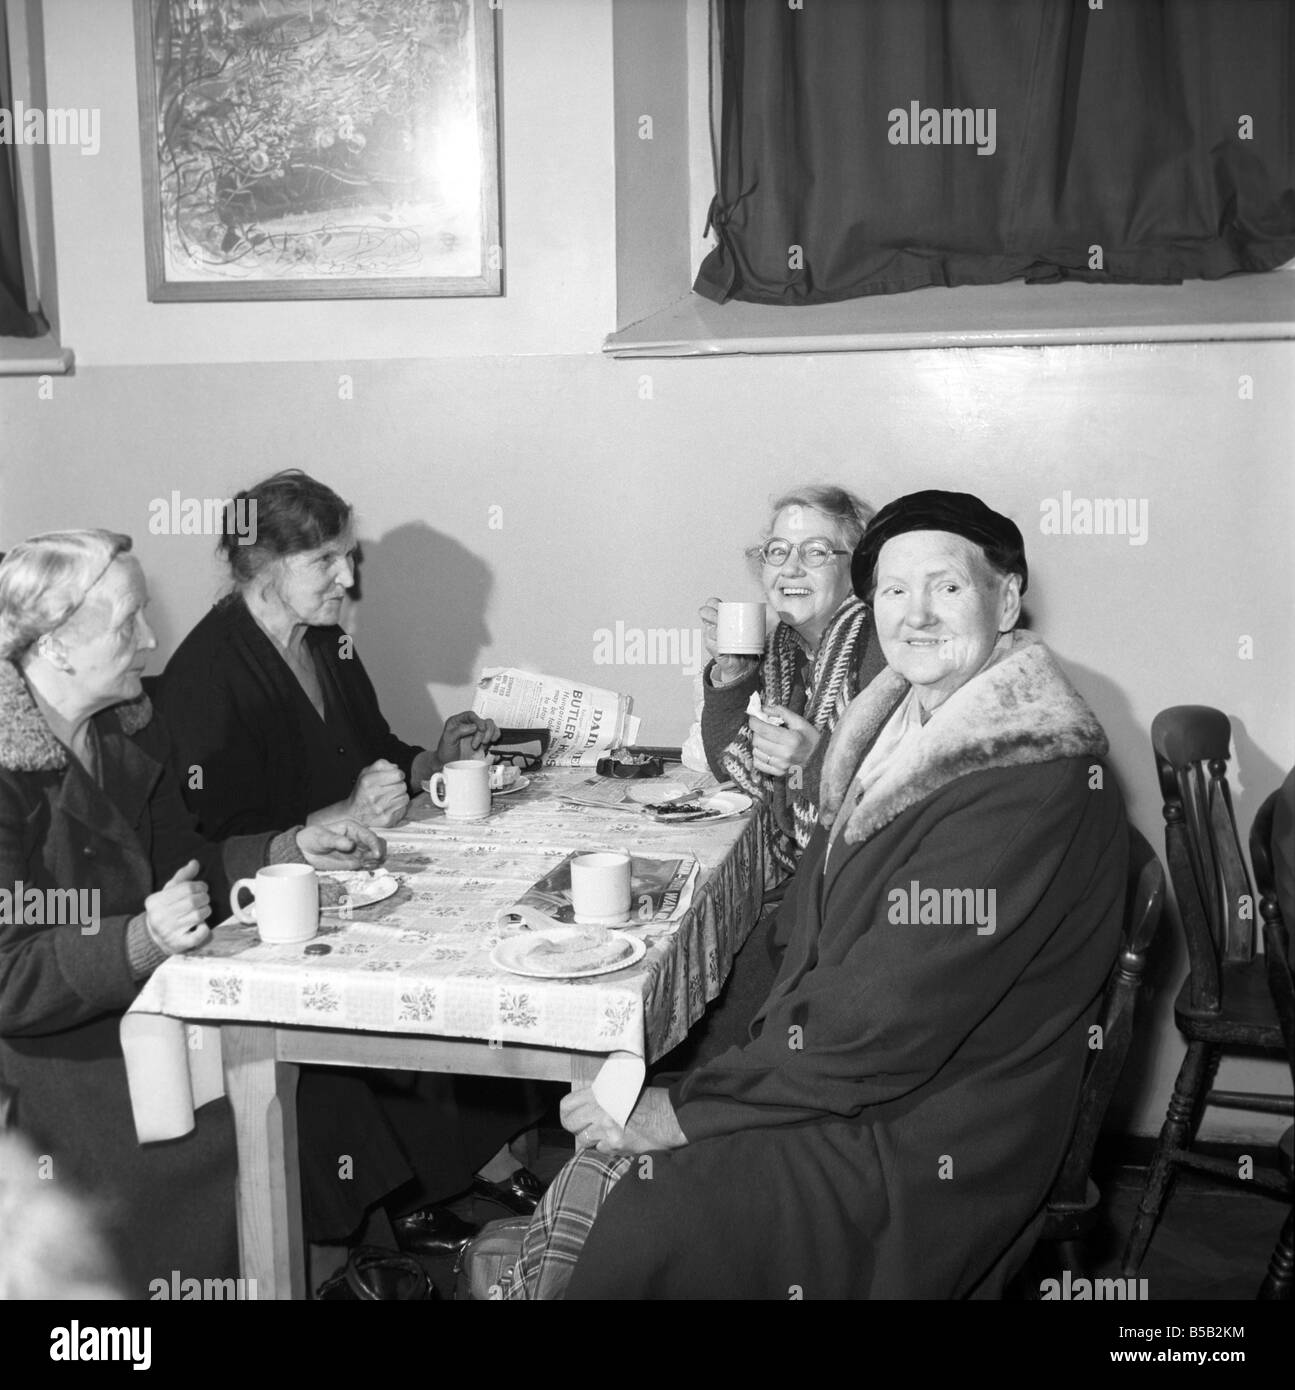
[133,0,501,301]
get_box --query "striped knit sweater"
[700,597,883,881]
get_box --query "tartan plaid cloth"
[500,1150,635,1299]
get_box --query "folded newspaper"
[495,853,700,933]
[473,668,642,768]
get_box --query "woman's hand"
[144,859,212,954]
[699,597,760,687]
[345,759,409,828]
[750,706,821,779]
[561,1086,687,1156]
[436,712,499,766]
[296,820,386,869]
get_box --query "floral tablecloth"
[128,772,767,1063]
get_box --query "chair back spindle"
[1152,707,1257,1016]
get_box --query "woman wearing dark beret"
[157,471,547,1266]
[500,489,1129,1299]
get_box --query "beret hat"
[852,490,1028,599]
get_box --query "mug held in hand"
[715,602,766,656]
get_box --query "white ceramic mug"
[570,851,632,925]
[716,601,766,656]
[230,864,319,944]
[428,759,491,821]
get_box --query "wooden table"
[126,772,766,1298]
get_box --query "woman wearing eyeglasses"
[663,488,887,1074]
[699,486,887,881]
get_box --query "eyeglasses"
[754,538,849,569]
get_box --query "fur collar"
[0,660,153,772]
[819,630,1108,846]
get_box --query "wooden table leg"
[223,1024,304,1300]
[571,1056,605,1088]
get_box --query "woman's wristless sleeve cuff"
[126,914,171,978]
[268,829,308,864]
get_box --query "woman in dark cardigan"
[0,530,383,1295]
[157,472,547,1259]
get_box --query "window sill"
[602,274,1295,357]
[0,330,74,376]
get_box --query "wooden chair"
[1250,789,1295,1300]
[1121,708,1294,1276]
[1035,826,1165,1264]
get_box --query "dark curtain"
[696,0,1295,304]
[0,9,40,337]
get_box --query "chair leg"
[1054,1238,1083,1275]
[1122,1040,1215,1276]
[1257,1208,1294,1301]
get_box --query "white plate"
[492,776,531,796]
[491,927,646,980]
[318,870,401,914]
[626,781,689,805]
[644,789,753,824]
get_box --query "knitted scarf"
[720,596,870,878]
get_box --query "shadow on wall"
[346,522,493,740]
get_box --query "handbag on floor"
[316,1246,436,1300]
[454,1217,531,1300]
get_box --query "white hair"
[0,529,133,662]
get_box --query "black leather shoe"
[392,1205,479,1257]
[471,1166,547,1216]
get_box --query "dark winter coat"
[568,632,1128,1299]
[0,660,274,1295]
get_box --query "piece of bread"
[525,932,633,973]
[489,763,520,791]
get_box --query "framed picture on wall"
[133,0,501,301]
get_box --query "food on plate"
[318,875,348,908]
[524,931,634,973]
[490,763,521,791]
[640,799,723,821]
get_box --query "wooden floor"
[1077,1163,1289,1301]
[353,1129,1292,1301]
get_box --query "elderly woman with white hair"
[664,485,887,1074]
[0,530,383,1296]
[699,484,886,881]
